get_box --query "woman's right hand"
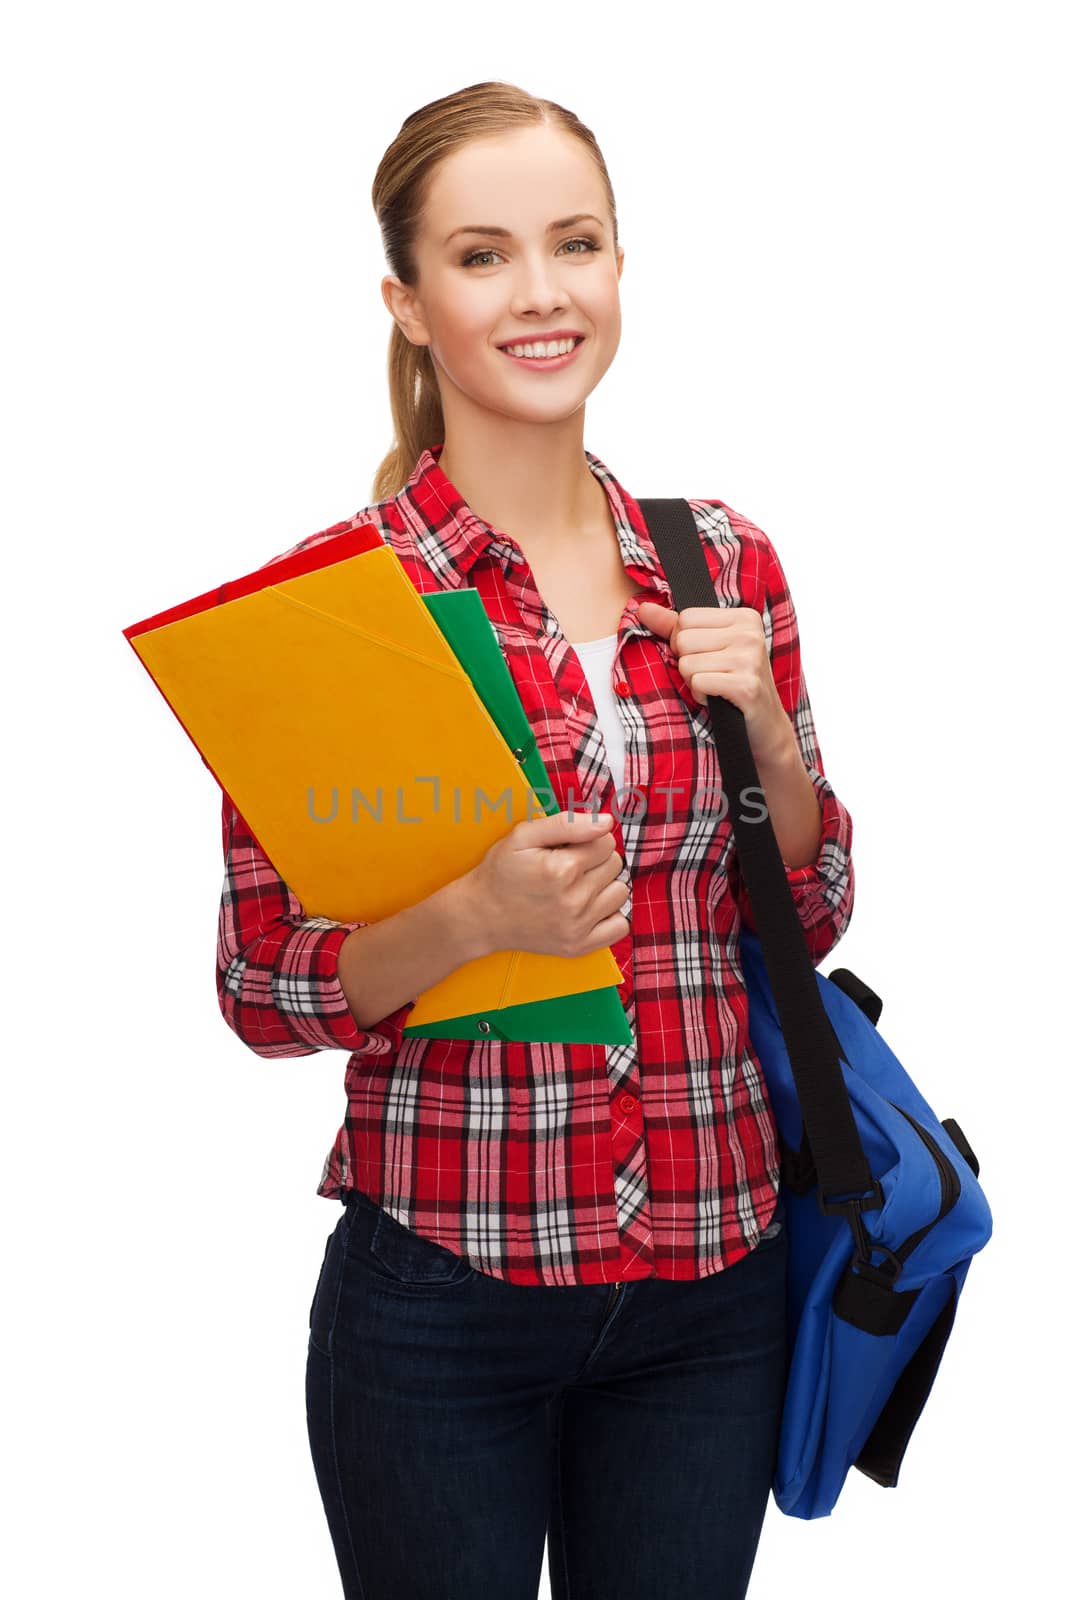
[466,809,631,959]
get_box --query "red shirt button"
[616,682,632,697]
[618,1093,637,1113]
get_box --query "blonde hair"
[369,80,619,503]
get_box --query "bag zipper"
[885,1100,962,1264]
[813,1010,963,1270]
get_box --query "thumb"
[518,807,615,845]
[636,600,678,640]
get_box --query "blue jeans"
[306,1186,789,1599]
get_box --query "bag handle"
[636,498,881,1227]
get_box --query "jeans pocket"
[358,1198,476,1293]
[308,1220,347,1356]
[753,1190,788,1249]
[308,1234,331,1330]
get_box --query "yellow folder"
[124,524,626,1032]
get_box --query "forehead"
[423,126,604,241]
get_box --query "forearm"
[337,872,492,1031]
[752,716,824,869]
[730,532,855,962]
[735,712,855,965]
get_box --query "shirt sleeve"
[732,529,856,967]
[216,792,416,1059]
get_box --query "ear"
[381,274,430,346]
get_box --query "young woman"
[217,80,854,1600]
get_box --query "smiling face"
[382,123,624,428]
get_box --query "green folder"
[400,588,634,1048]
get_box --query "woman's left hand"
[637,601,795,768]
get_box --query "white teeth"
[502,337,579,359]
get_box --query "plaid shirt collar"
[393,440,676,619]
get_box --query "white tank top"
[570,633,626,796]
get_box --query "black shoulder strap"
[636,498,880,1226]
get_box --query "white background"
[5,1,1063,1594]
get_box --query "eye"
[460,237,602,268]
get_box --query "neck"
[436,433,611,558]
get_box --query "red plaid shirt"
[217,443,855,1286]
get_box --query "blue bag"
[638,498,994,1519]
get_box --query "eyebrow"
[443,213,605,245]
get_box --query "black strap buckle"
[817,1182,884,1264]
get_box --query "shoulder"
[682,497,786,611]
[258,496,409,570]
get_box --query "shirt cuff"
[735,767,855,963]
[274,917,418,1054]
